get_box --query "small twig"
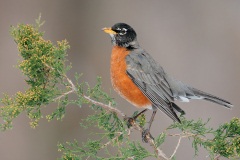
[63,74,127,117]
[167,132,194,137]
[148,137,169,160]
[100,132,123,149]
[85,155,90,160]
[127,156,135,160]
[170,136,182,159]
[167,132,208,142]
[214,154,221,160]
[127,128,131,136]
[64,75,77,91]
[83,95,126,117]
[167,133,182,137]
[53,89,75,101]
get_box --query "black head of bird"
[102,23,137,48]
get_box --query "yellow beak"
[102,27,117,34]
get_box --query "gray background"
[0,0,240,160]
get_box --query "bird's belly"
[110,46,151,108]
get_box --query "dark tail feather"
[171,102,185,115]
[169,104,181,123]
[169,102,185,123]
[191,88,233,109]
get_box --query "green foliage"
[0,16,70,130]
[79,78,124,134]
[167,117,240,159]
[206,118,240,159]
[84,110,124,138]
[46,96,68,121]
[119,142,154,159]
[58,139,153,160]
[58,140,101,160]
[168,117,213,135]
[87,77,116,106]
[0,17,239,160]
[155,132,166,147]
[131,111,146,128]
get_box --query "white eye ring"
[116,28,121,31]
[119,32,126,35]
[119,28,127,35]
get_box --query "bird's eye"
[119,28,127,35]
[113,27,127,35]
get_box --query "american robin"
[102,23,233,135]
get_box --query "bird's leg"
[147,110,157,130]
[133,108,148,119]
[125,109,148,128]
[142,110,157,143]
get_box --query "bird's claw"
[142,129,154,143]
[124,117,135,128]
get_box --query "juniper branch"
[60,72,166,159]
[170,136,182,159]
[1,16,240,160]
[44,55,165,158]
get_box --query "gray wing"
[125,49,181,122]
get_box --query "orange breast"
[110,46,151,108]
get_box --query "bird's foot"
[124,117,135,128]
[125,109,148,128]
[142,129,154,143]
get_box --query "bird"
[102,23,233,137]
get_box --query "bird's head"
[102,23,137,48]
